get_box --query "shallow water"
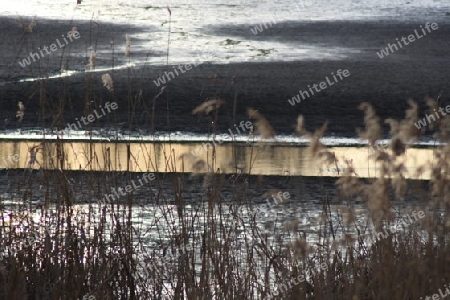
[3,0,449,66]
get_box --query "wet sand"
[1,16,450,136]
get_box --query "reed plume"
[310,122,328,157]
[192,98,225,115]
[357,102,382,147]
[295,115,310,136]
[68,27,78,39]
[425,97,450,142]
[398,99,420,141]
[365,177,392,229]
[386,100,420,156]
[102,73,114,92]
[246,108,275,139]
[17,16,25,29]
[317,151,338,166]
[27,17,36,33]
[86,51,96,70]
[16,101,25,122]
[18,16,36,33]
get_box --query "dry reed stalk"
[125,34,131,57]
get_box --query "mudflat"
[1,17,449,136]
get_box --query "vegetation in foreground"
[0,98,449,299]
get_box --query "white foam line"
[0,130,444,146]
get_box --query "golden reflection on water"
[0,141,435,179]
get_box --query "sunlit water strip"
[0,133,441,179]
